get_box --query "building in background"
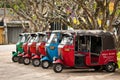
[0,8,30,44]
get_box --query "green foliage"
[4,0,120,32]
[0,1,10,8]
[115,9,120,16]
[32,15,37,20]
[93,2,97,11]
[13,5,19,11]
[19,3,25,10]
[0,1,4,8]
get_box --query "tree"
[6,0,50,32]
[4,0,120,49]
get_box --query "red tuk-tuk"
[31,32,50,67]
[53,30,117,73]
[18,33,37,64]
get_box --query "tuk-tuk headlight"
[64,48,70,51]
[50,46,55,50]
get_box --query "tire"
[18,57,24,64]
[53,63,63,73]
[105,62,116,72]
[32,59,40,67]
[41,61,50,69]
[12,56,18,62]
[23,57,30,65]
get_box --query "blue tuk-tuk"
[41,30,74,69]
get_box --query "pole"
[4,0,8,44]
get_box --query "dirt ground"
[0,44,120,80]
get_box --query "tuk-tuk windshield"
[61,35,73,45]
[42,35,48,42]
[25,35,31,42]
[17,35,25,43]
[28,36,36,43]
[47,33,57,43]
[34,35,47,42]
[33,35,40,42]
[20,36,26,42]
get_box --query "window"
[91,36,102,53]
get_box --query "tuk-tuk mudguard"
[23,53,31,58]
[104,58,117,65]
[12,51,18,56]
[18,53,24,57]
[32,55,40,60]
[41,56,50,62]
[53,59,63,64]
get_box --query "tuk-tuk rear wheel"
[23,57,30,65]
[12,56,18,62]
[32,59,40,67]
[105,62,116,72]
[41,61,50,69]
[53,63,63,73]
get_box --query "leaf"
[20,3,25,10]
[32,15,37,20]
[13,5,19,11]
[109,2,114,14]
[97,18,102,26]
[115,9,120,15]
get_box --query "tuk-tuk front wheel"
[105,62,116,72]
[32,59,40,67]
[41,61,50,69]
[53,63,63,73]
[12,56,18,62]
[23,57,30,65]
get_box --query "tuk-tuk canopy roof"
[76,30,113,37]
[36,32,49,37]
[19,33,30,36]
[30,33,37,37]
[52,30,74,33]
[36,32,46,35]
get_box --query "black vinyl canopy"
[76,30,115,50]
[77,30,113,37]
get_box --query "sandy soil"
[0,44,120,80]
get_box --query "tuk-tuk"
[41,30,74,69]
[12,33,30,62]
[18,33,36,64]
[22,33,38,65]
[53,30,117,73]
[30,32,49,67]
